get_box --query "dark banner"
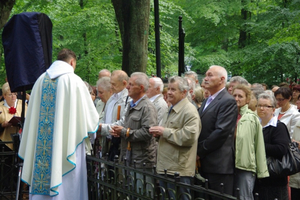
[2,12,52,92]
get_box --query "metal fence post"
[254,193,259,200]
[174,172,180,199]
[113,155,118,199]
[236,188,240,200]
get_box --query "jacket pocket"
[129,115,141,130]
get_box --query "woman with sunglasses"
[274,87,300,138]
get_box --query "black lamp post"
[154,0,161,78]
[178,16,185,76]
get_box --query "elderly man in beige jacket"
[150,76,201,200]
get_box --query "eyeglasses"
[276,98,286,102]
[6,93,17,97]
[256,105,274,109]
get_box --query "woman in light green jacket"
[232,84,269,200]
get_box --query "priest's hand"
[96,124,102,138]
[110,125,123,137]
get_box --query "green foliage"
[1,0,195,86]
[2,0,300,87]
[148,0,195,77]
[1,0,121,86]
[176,0,300,85]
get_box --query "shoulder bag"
[267,123,300,177]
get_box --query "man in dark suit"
[197,65,238,199]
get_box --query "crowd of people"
[1,48,300,200]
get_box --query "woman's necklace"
[280,104,291,114]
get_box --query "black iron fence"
[0,140,28,200]
[0,140,275,200]
[86,155,239,200]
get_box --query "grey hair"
[150,77,164,92]
[96,77,111,91]
[209,65,228,83]
[2,82,10,95]
[168,76,189,96]
[230,76,249,85]
[258,92,277,108]
[98,69,111,76]
[112,70,129,82]
[252,83,263,88]
[184,77,196,95]
[184,71,198,81]
[264,90,273,96]
[131,72,149,92]
[251,84,265,100]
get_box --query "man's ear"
[220,76,225,84]
[156,86,160,93]
[69,58,76,69]
[140,85,145,92]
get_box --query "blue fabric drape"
[2,12,52,92]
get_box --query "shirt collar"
[170,97,189,113]
[4,99,17,108]
[261,115,278,128]
[130,95,145,108]
[149,94,160,102]
[208,87,225,101]
[171,97,184,108]
[113,88,126,100]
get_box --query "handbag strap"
[277,120,292,142]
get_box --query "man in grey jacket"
[147,77,168,125]
[111,72,157,196]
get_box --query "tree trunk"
[112,0,150,75]
[238,7,248,48]
[0,0,15,76]
[0,0,15,30]
[79,0,90,82]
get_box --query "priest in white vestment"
[18,49,99,200]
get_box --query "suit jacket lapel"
[199,98,206,117]
[200,89,226,117]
